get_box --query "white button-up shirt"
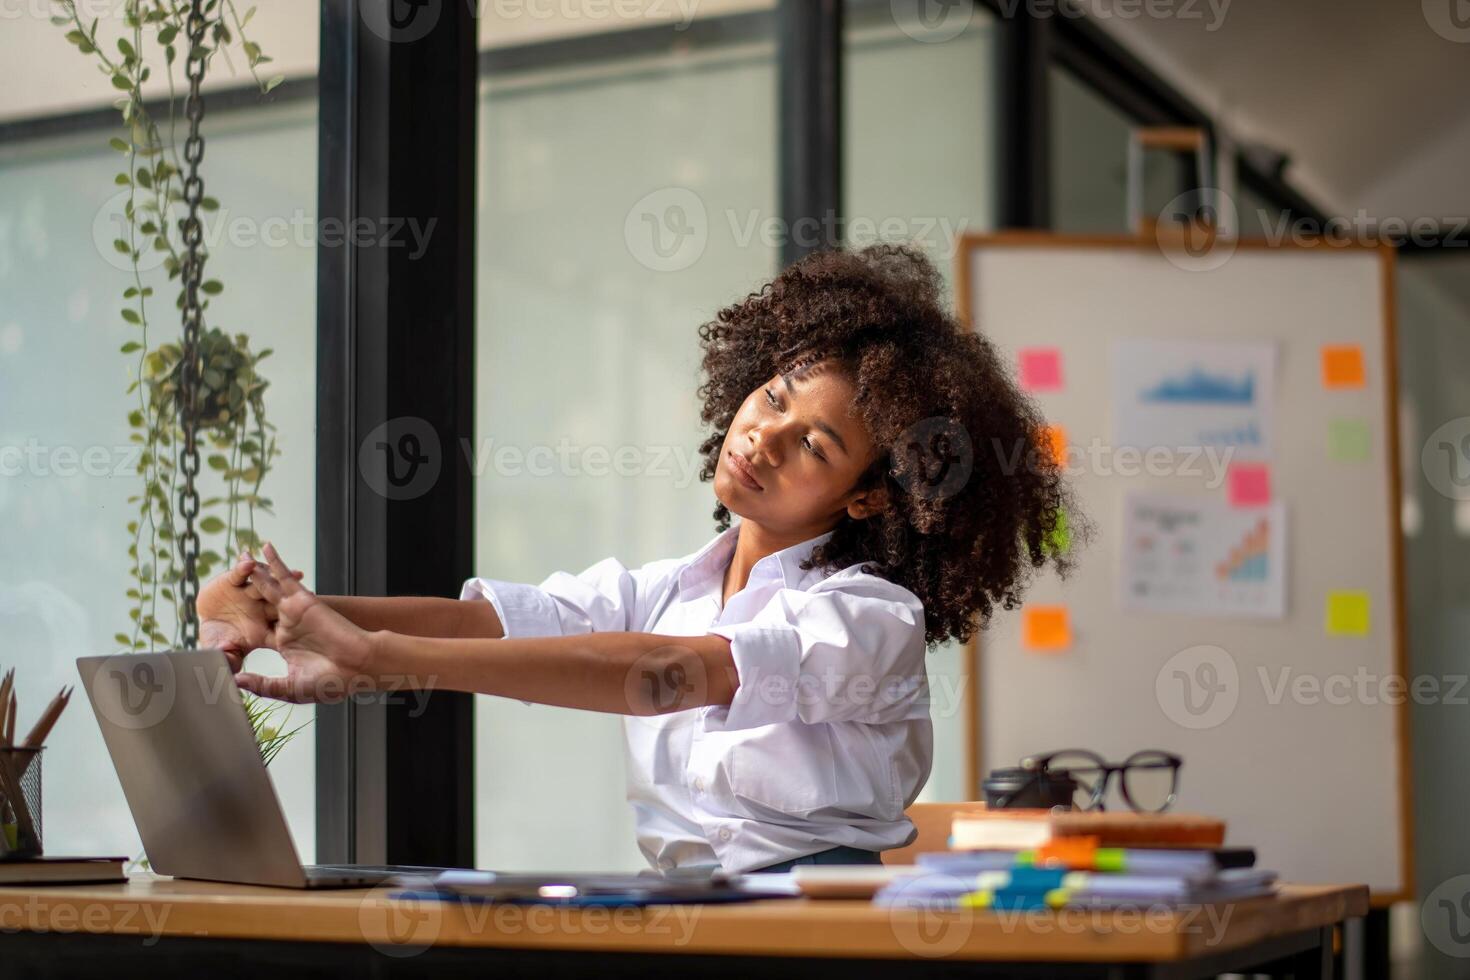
[460,521,933,874]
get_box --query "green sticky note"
[1328,419,1371,462]
[1326,591,1371,636]
[1043,508,1071,557]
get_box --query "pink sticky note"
[1019,348,1063,391]
[1227,463,1271,507]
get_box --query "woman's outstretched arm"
[368,630,736,714]
[318,594,504,640]
[199,552,504,669]
[236,542,736,713]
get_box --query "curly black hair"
[696,243,1081,647]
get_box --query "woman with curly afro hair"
[198,244,1076,876]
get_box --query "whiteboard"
[959,234,1410,901]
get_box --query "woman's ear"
[845,484,890,521]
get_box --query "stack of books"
[874,809,1277,910]
[948,807,1228,851]
[0,856,127,885]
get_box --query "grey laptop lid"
[77,650,309,888]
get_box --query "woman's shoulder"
[808,561,924,609]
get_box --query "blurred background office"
[1,1,1466,976]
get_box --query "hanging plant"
[52,0,303,761]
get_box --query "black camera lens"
[982,766,1079,810]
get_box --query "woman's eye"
[764,388,779,409]
[802,436,824,460]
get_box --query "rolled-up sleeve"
[461,556,666,638]
[706,572,928,729]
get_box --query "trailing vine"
[52,0,303,759]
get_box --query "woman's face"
[714,363,886,540]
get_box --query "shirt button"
[692,777,705,793]
[718,828,732,842]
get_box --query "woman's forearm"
[319,595,504,639]
[369,630,737,715]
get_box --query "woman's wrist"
[364,628,438,694]
[362,628,397,688]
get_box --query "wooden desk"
[0,875,1368,979]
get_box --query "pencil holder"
[0,747,42,860]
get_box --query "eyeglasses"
[1020,749,1183,813]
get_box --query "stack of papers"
[874,847,1277,910]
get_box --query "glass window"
[844,0,998,801]
[0,32,318,861]
[1397,251,1470,967]
[845,1,996,277]
[1235,181,1287,240]
[1050,67,1181,234]
[474,10,778,872]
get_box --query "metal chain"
[177,0,209,649]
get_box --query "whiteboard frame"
[952,231,1412,905]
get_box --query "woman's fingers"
[242,545,305,608]
[248,564,285,605]
[226,552,255,587]
[262,542,304,596]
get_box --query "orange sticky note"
[1023,606,1071,652]
[1321,345,1366,389]
[1042,424,1067,468]
[1227,463,1271,507]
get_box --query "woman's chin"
[713,476,753,521]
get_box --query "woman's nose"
[748,425,782,466]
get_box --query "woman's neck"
[720,519,831,605]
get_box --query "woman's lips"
[726,450,764,491]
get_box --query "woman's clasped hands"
[197,541,383,703]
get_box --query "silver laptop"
[77,649,448,889]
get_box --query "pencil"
[22,686,71,750]
[0,669,11,747]
[3,690,14,746]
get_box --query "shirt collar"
[677,520,835,595]
[761,524,836,590]
[677,523,741,596]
